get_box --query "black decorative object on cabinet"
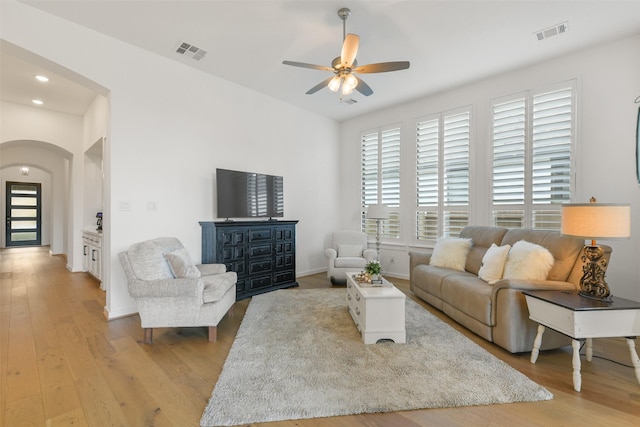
[200,220,298,300]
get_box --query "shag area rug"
[201,288,552,426]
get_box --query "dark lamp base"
[578,244,613,303]
[578,290,613,304]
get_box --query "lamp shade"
[366,204,390,220]
[561,203,631,240]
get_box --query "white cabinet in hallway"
[82,229,102,286]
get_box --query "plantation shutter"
[492,98,526,227]
[416,109,470,240]
[491,83,574,230]
[361,126,401,239]
[531,88,572,229]
[416,118,439,240]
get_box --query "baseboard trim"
[104,305,138,321]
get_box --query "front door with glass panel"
[5,181,41,246]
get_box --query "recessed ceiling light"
[34,75,49,82]
[32,99,44,105]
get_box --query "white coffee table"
[346,272,406,344]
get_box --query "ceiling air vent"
[535,22,568,41]
[175,41,207,61]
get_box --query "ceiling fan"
[282,7,410,98]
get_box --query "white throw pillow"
[338,244,363,258]
[164,248,201,278]
[478,244,511,285]
[429,237,473,271]
[503,240,554,281]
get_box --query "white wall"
[1,1,342,319]
[0,98,82,256]
[341,35,640,301]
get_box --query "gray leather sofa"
[409,226,612,353]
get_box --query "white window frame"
[415,107,472,241]
[361,124,401,239]
[490,80,576,230]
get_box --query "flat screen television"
[216,168,284,219]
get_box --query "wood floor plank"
[2,246,639,426]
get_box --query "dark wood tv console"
[199,220,298,300]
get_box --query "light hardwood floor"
[1,246,639,426]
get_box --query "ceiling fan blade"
[354,76,373,96]
[283,60,333,72]
[353,61,410,74]
[340,33,359,68]
[305,77,334,95]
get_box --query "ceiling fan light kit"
[283,7,410,100]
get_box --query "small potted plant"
[364,260,382,282]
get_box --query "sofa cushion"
[503,240,554,281]
[202,272,237,303]
[478,244,511,284]
[412,264,476,300]
[441,275,493,326]
[501,229,584,282]
[430,237,473,271]
[164,248,201,278]
[460,226,508,275]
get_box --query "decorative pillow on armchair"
[164,248,201,278]
[478,243,511,284]
[337,244,363,258]
[502,240,554,281]
[429,237,473,271]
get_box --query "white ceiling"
[2,0,640,121]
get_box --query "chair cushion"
[335,257,367,268]
[164,248,201,278]
[202,272,237,303]
[338,244,363,257]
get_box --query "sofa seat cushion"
[202,272,237,303]
[441,275,493,326]
[412,265,476,300]
[335,257,367,268]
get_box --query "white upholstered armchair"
[325,231,377,285]
[119,237,237,344]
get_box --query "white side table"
[346,272,406,344]
[524,290,640,392]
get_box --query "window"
[416,109,471,240]
[491,83,574,230]
[361,126,401,238]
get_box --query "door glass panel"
[10,184,38,194]
[11,220,37,230]
[11,232,37,241]
[11,196,37,206]
[11,208,37,217]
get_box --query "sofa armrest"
[409,250,433,274]
[490,279,577,319]
[197,263,227,275]
[492,279,577,294]
[128,277,204,299]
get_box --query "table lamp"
[366,204,390,261]
[561,197,631,302]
